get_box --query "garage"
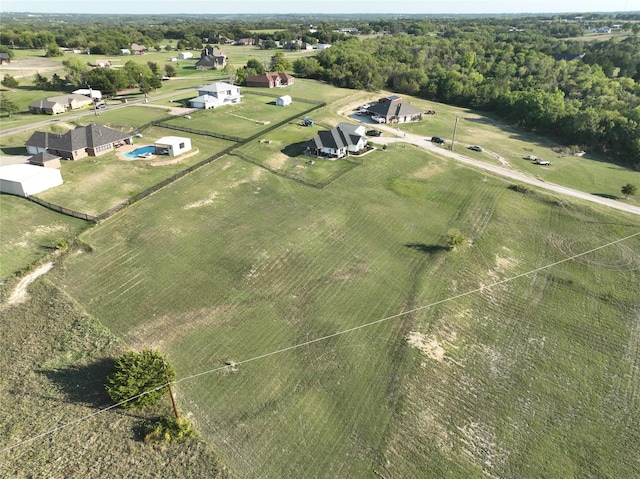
[0,164,63,197]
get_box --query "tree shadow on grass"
[281,141,309,158]
[40,357,117,409]
[592,193,619,200]
[404,243,448,255]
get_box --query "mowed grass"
[387,95,640,199]
[42,144,640,478]
[33,126,235,216]
[0,195,90,280]
[162,92,316,139]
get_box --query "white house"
[72,88,103,101]
[190,82,242,109]
[154,136,192,157]
[316,44,332,50]
[276,95,292,107]
[306,123,368,160]
[120,48,131,55]
[0,164,63,197]
[178,52,193,59]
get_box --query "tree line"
[294,22,640,163]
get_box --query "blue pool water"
[124,145,155,158]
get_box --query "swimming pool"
[124,145,155,158]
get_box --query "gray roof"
[308,123,366,150]
[25,124,132,152]
[367,100,422,119]
[29,152,60,164]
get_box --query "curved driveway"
[371,124,640,217]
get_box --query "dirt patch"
[5,262,54,306]
[406,331,446,361]
[412,162,446,180]
[184,191,220,209]
[265,152,289,170]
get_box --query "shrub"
[144,416,196,443]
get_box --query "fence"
[25,196,97,221]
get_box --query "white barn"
[154,136,192,157]
[0,164,63,197]
[178,52,193,59]
[276,95,292,107]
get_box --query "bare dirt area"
[5,262,54,306]
[0,57,62,79]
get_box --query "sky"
[1,0,639,15]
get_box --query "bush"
[105,349,175,409]
[144,416,196,443]
[509,183,532,194]
[1,74,18,88]
[446,230,466,251]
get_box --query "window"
[179,142,185,149]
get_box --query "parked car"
[366,130,382,137]
[96,103,107,110]
[534,159,552,166]
[524,155,539,160]
[431,136,445,144]
[468,145,483,152]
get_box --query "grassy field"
[162,92,318,139]
[11,143,634,478]
[30,125,235,216]
[2,78,639,479]
[0,195,90,280]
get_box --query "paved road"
[370,123,640,217]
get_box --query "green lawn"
[162,92,318,139]
[38,144,640,479]
[33,126,235,216]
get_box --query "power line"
[2,230,639,454]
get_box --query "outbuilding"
[0,164,63,197]
[154,136,192,157]
[276,95,292,107]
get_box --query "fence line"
[24,195,97,222]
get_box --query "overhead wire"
[1,230,639,454]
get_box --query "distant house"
[130,43,146,55]
[72,88,102,101]
[235,38,263,46]
[25,124,133,160]
[0,53,10,64]
[246,72,294,88]
[28,94,93,115]
[120,48,131,55]
[94,60,111,68]
[305,123,368,159]
[154,136,192,156]
[276,95,292,107]
[196,45,226,70]
[178,51,193,60]
[29,152,62,169]
[552,53,585,61]
[190,82,241,109]
[316,44,331,50]
[366,99,423,124]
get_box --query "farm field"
[11,141,636,478]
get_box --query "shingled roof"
[25,124,131,152]
[367,100,423,119]
[308,123,366,151]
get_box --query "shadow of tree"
[281,141,309,158]
[40,357,117,408]
[404,242,448,254]
[592,193,619,200]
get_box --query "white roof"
[0,164,60,182]
[190,94,218,103]
[199,82,238,93]
[278,95,292,101]
[155,136,190,146]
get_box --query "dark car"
[431,136,445,144]
[467,145,483,152]
[366,130,382,137]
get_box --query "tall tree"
[0,93,19,117]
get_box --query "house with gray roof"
[28,93,93,115]
[305,123,368,159]
[25,124,133,160]
[366,99,423,124]
[190,82,242,109]
[196,46,227,70]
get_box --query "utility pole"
[163,359,180,419]
[88,84,98,116]
[451,115,459,151]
